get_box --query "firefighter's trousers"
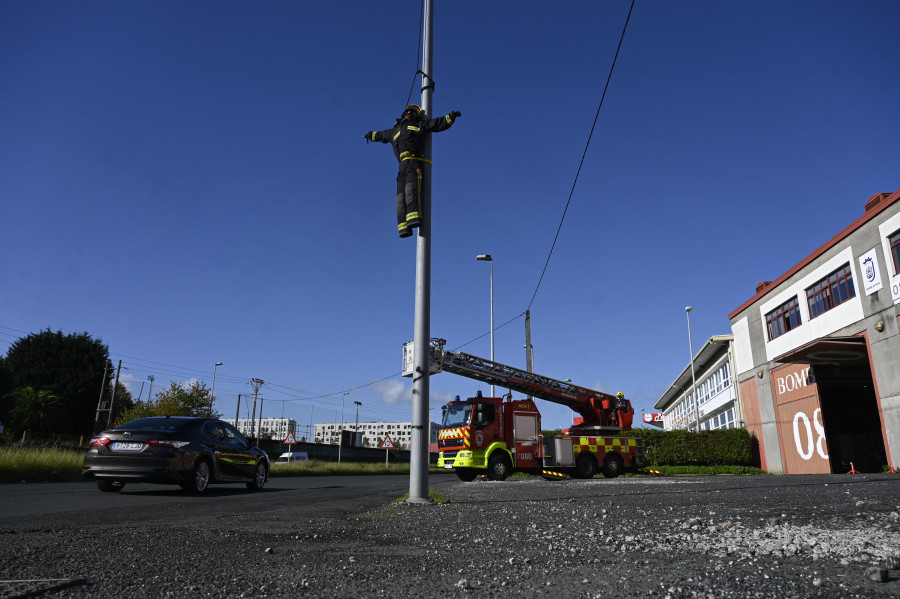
[395,160,424,237]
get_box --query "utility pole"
[93,361,110,433]
[106,360,122,428]
[249,378,265,445]
[409,0,434,504]
[147,375,154,403]
[235,393,242,428]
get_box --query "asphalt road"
[0,473,899,598]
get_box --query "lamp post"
[354,400,362,447]
[685,306,700,432]
[338,392,348,463]
[476,254,494,397]
[210,362,222,416]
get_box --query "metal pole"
[249,378,265,444]
[235,394,242,429]
[354,400,361,447]
[409,0,434,504]
[489,258,494,396]
[339,392,348,462]
[686,306,700,432]
[476,254,494,396]
[210,362,222,416]
[525,309,533,400]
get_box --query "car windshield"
[117,417,194,432]
[442,403,472,427]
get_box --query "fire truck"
[403,339,644,482]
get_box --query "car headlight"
[457,452,472,458]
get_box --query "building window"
[891,230,900,275]
[765,296,802,341]
[806,264,856,319]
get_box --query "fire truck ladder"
[425,338,619,425]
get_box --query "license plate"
[112,442,143,451]
[444,464,453,469]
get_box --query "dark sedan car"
[82,416,269,494]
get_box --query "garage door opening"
[775,336,887,473]
[815,363,886,473]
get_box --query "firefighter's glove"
[449,111,461,122]
[364,131,373,143]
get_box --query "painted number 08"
[792,408,828,461]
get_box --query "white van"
[276,452,308,464]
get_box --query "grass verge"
[0,445,86,483]
[0,445,769,483]
[627,465,768,476]
[270,460,447,477]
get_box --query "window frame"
[765,296,802,341]
[806,263,856,319]
[890,229,900,276]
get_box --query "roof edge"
[729,187,900,320]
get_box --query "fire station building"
[729,189,900,474]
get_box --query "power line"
[527,0,636,310]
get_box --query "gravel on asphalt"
[0,474,898,598]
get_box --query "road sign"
[283,431,298,445]
[380,435,395,449]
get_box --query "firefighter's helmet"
[402,104,423,120]
[616,391,624,398]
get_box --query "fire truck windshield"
[442,403,472,427]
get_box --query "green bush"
[622,428,752,467]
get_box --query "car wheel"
[602,454,625,479]
[97,479,125,493]
[486,453,511,481]
[183,458,211,494]
[455,468,477,482]
[574,453,597,479]
[246,462,267,491]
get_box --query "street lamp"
[338,392,348,463]
[211,362,222,415]
[685,306,700,432]
[354,400,362,447]
[476,254,494,397]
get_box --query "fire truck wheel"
[602,454,625,479]
[573,453,597,479]
[455,468,477,482]
[486,453,511,481]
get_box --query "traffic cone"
[847,462,860,474]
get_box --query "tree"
[7,387,64,434]
[113,380,219,426]
[0,357,15,425]
[154,381,218,417]
[3,329,111,435]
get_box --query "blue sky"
[2,1,898,435]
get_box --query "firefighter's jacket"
[367,113,457,163]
